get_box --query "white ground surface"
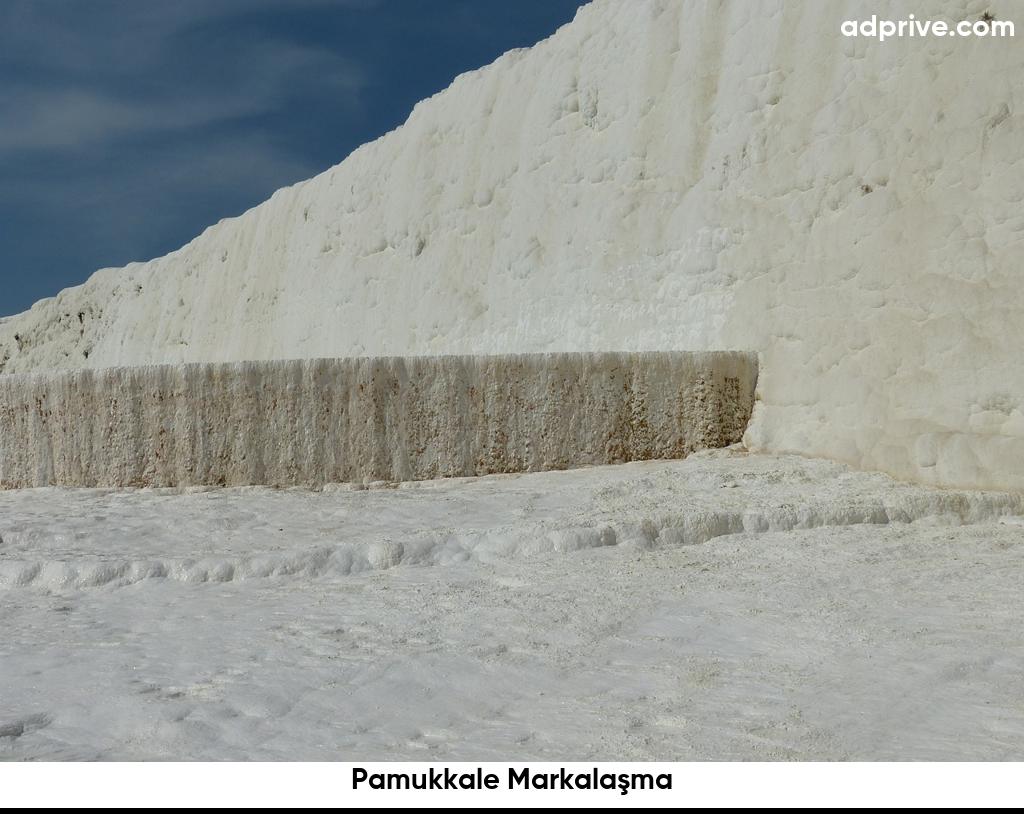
[2,449,1024,761]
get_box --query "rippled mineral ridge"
[1,0,1022,490]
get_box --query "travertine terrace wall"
[0,352,756,489]
[6,1,1017,489]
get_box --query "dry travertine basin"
[0,351,756,489]
[3,449,1024,760]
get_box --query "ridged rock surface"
[0,352,756,488]
[0,0,1021,490]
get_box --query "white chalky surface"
[1,0,1022,490]
[3,450,1024,760]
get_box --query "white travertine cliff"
[0,0,1022,490]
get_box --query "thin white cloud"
[0,89,255,151]
[0,1,369,154]
[1,131,324,272]
[0,0,378,71]
[0,47,364,153]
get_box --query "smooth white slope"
[4,452,1024,760]
[1,0,1022,490]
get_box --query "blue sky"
[0,0,588,316]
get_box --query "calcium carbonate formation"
[0,352,755,488]
[0,0,1021,490]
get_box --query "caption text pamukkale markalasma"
[352,767,673,795]
[841,14,1014,42]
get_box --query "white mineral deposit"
[2,0,1023,770]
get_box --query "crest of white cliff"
[0,0,1022,491]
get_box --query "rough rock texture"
[0,0,1021,490]
[0,351,755,488]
